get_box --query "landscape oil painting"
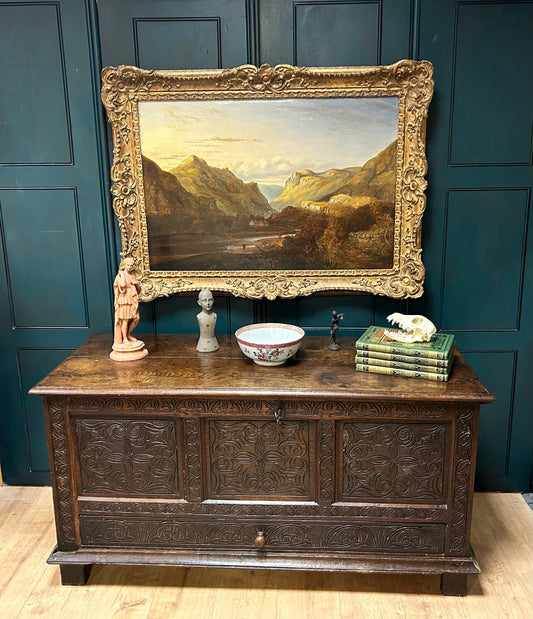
[101,62,433,299]
[139,97,399,273]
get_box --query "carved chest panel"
[31,334,494,595]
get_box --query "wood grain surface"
[1,487,531,618]
[30,334,494,402]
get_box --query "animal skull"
[384,313,437,343]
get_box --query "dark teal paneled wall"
[0,0,113,484]
[0,0,531,490]
[418,0,533,490]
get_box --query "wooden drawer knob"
[254,531,266,548]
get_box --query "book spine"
[355,355,450,373]
[355,363,450,382]
[356,341,450,360]
[355,348,453,368]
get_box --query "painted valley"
[139,98,399,272]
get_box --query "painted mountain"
[143,155,276,268]
[142,156,215,222]
[334,139,397,202]
[270,166,361,211]
[142,140,397,271]
[169,155,272,218]
[272,140,397,209]
[265,140,397,269]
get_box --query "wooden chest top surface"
[30,334,494,403]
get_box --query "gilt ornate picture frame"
[101,61,433,300]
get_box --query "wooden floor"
[0,487,531,618]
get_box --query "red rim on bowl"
[235,323,305,349]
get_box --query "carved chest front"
[31,334,494,595]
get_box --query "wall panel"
[98,0,249,68]
[134,18,222,69]
[0,188,88,328]
[16,348,75,471]
[463,350,517,478]
[294,1,381,66]
[298,296,374,332]
[0,3,72,164]
[441,188,529,331]
[259,0,413,66]
[449,1,533,166]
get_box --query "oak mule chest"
[30,334,494,595]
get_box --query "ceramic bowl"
[235,323,305,366]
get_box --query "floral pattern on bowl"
[235,323,305,366]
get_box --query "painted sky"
[138,97,399,186]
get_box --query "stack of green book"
[355,325,455,381]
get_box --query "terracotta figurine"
[196,289,219,352]
[328,310,344,350]
[110,257,148,361]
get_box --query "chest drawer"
[79,515,445,555]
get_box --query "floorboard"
[0,487,531,618]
